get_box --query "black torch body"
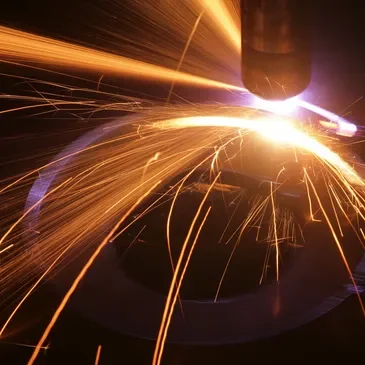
[241,0,311,100]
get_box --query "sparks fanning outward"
[0,1,364,365]
[1,106,365,365]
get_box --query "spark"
[304,168,365,315]
[215,195,269,301]
[0,178,73,246]
[0,2,364,365]
[0,26,243,92]
[270,181,280,282]
[0,109,364,365]
[27,181,161,365]
[94,345,102,365]
[156,115,363,186]
[0,231,92,337]
[166,10,205,103]
[166,156,210,272]
[141,152,161,186]
[153,174,220,365]
[201,0,240,52]
[304,171,322,222]
[298,100,357,137]
[0,245,13,255]
[0,340,50,350]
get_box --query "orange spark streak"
[0,133,137,195]
[304,172,321,222]
[156,206,211,365]
[166,10,205,103]
[361,228,365,241]
[0,100,92,116]
[141,152,161,188]
[218,191,245,243]
[165,155,215,315]
[166,144,236,271]
[270,181,280,282]
[111,174,197,244]
[325,180,344,237]
[153,173,221,365]
[0,178,72,246]
[328,184,365,249]
[0,229,92,337]
[0,341,49,350]
[215,198,268,302]
[0,26,243,91]
[158,116,363,186]
[0,244,13,255]
[27,181,160,365]
[201,0,240,52]
[94,345,102,365]
[303,168,365,315]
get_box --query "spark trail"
[200,0,240,52]
[0,1,364,365]
[27,181,161,365]
[1,109,364,365]
[0,26,243,92]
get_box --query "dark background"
[1,1,365,364]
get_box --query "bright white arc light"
[246,95,357,138]
[157,115,363,187]
[252,96,298,116]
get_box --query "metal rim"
[24,110,365,344]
